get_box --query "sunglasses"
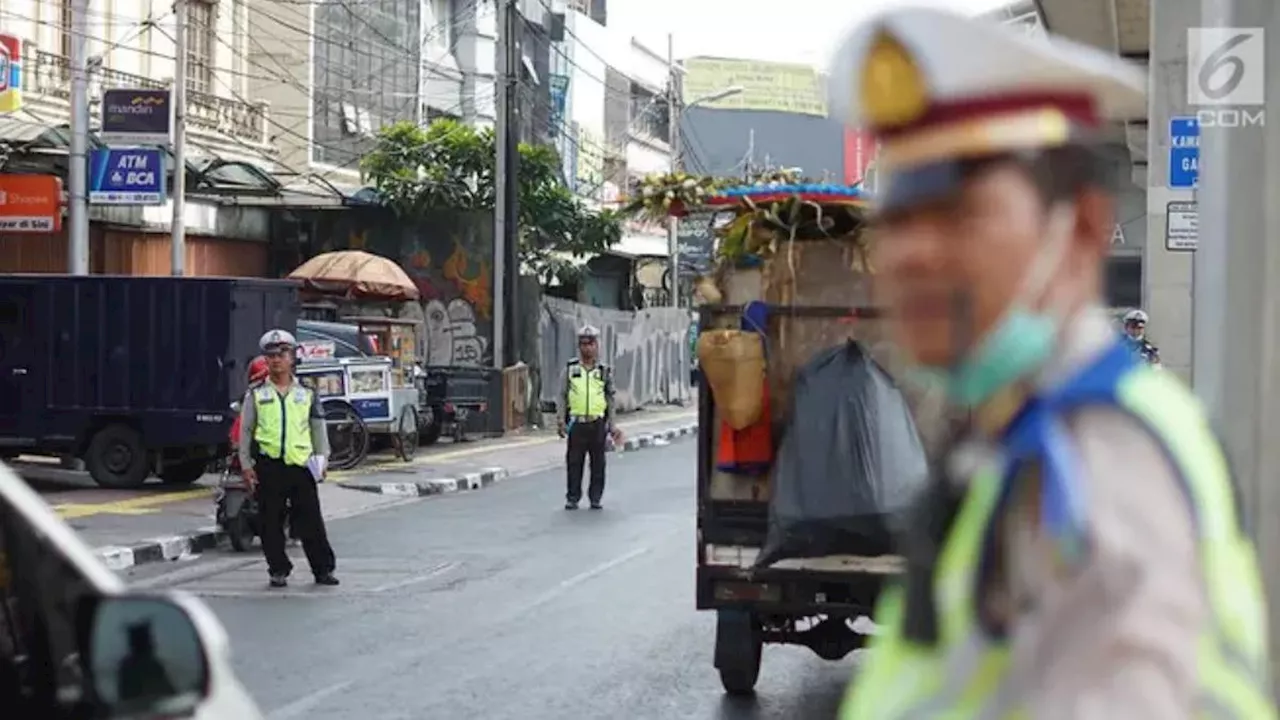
[264,348,293,358]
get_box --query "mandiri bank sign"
[100,88,172,145]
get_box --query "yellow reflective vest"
[842,364,1274,719]
[252,384,315,467]
[566,360,609,419]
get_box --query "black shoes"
[269,573,339,587]
[565,501,579,510]
[589,502,603,510]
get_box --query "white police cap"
[259,329,298,350]
[577,325,600,339]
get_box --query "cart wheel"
[395,405,419,461]
[322,399,370,471]
[714,610,764,696]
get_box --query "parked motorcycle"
[216,401,295,551]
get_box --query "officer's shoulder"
[566,358,580,366]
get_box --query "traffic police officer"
[238,329,339,588]
[827,7,1273,717]
[1123,308,1161,366]
[559,325,621,509]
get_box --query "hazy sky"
[613,0,1018,67]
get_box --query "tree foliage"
[361,119,623,283]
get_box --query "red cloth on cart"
[716,385,773,475]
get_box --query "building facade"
[2,0,271,163]
[248,0,465,189]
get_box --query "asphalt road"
[131,438,859,720]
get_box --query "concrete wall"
[1144,0,1199,379]
[539,296,693,411]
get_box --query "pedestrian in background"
[559,325,622,510]
[238,329,339,588]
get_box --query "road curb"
[96,527,225,572]
[617,422,697,451]
[337,467,510,497]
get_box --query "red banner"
[842,127,875,186]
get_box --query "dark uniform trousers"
[566,419,607,504]
[255,455,336,578]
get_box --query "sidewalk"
[89,407,697,572]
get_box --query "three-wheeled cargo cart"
[638,177,931,696]
[694,302,908,695]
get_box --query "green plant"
[360,119,623,282]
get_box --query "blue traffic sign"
[1169,116,1199,189]
[89,148,166,205]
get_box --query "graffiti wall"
[539,296,693,412]
[308,207,495,367]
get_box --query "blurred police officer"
[1122,308,1161,367]
[559,325,622,510]
[826,7,1273,718]
[238,329,338,588]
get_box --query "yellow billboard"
[681,57,826,117]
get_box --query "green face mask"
[912,205,1076,408]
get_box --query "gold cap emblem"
[861,30,928,129]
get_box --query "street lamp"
[667,84,744,307]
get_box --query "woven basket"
[697,329,766,430]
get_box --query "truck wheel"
[159,459,207,485]
[714,610,764,696]
[85,424,149,489]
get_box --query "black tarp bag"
[755,341,928,568]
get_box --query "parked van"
[0,460,263,718]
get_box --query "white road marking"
[516,546,651,617]
[267,680,356,720]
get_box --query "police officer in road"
[828,7,1273,717]
[238,329,339,588]
[1122,308,1161,367]
[559,325,622,510]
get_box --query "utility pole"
[666,32,680,308]
[67,0,89,275]
[494,0,519,367]
[744,129,755,179]
[170,0,188,276]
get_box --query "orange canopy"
[288,250,420,301]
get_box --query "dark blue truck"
[0,275,298,488]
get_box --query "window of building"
[630,85,669,144]
[424,0,452,51]
[1105,256,1142,309]
[311,0,421,167]
[59,0,72,58]
[186,0,218,96]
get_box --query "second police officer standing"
[559,325,622,510]
[238,329,340,588]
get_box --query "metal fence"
[539,296,694,412]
